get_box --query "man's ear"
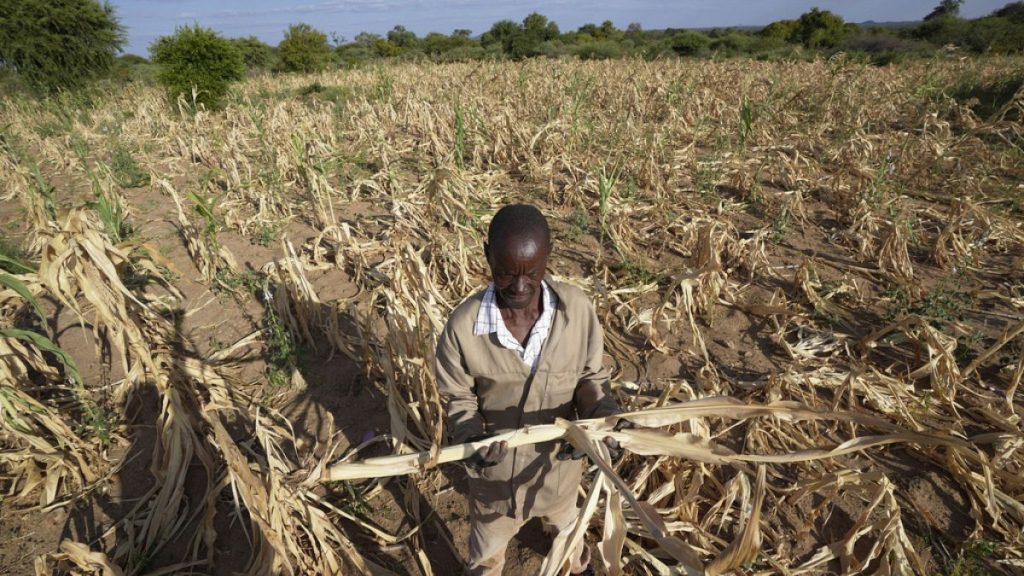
[483,241,491,262]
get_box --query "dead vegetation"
[1,55,1023,575]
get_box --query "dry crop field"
[1,56,1023,575]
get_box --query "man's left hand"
[556,419,633,462]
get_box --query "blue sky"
[111,0,1011,56]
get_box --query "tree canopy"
[277,24,332,73]
[150,25,245,110]
[0,0,125,92]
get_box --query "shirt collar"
[473,281,554,337]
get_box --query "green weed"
[253,222,280,247]
[916,282,970,325]
[0,236,35,274]
[943,538,998,576]
[567,207,590,240]
[29,163,57,221]
[769,206,791,243]
[92,184,132,244]
[739,96,754,147]
[298,82,353,107]
[263,298,297,388]
[374,69,395,103]
[695,161,723,202]
[110,145,150,188]
[597,164,621,229]
[188,190,224,239]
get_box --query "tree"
[481,19,520,51]
[760,19,798,42]
[993,1,1024,22]
[387,25,419,51]
[277,23,332,73]
[522,12,559,42]
[925,0,964,21]
[792,8,849,48]
[671,30,711,56]
[150,25,245,110]
[231,36,274,70]
[0,0,125,92]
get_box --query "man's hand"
[467,438,508,472]
[556,419,633,462]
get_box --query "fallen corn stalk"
[324,395,984,481]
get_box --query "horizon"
[112,0,1011,57]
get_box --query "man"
[435,204,620,575]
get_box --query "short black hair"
[488,204,551,248]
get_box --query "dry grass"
[1,54,1022,574]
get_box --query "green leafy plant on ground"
[110,145,150,188]
[0,237,35,274]
[215,269,298,387]
[942,538,999,576]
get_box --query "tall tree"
[0,0,125,92]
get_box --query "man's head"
[485,204,551,310]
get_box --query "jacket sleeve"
[574,298,619,419]
[435,322,485,445]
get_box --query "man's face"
[486,232,550,310]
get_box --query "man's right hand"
[467,439,508,472]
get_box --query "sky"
[111,0,1012,57]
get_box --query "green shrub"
[572,41,623,60]
[297,82,352,105]
[437,45,489,62]
[710,31,754,55]
[792,8,850,48]
[671,31,711,56]
[110,54,157,83]
[151,25,245,111]
[838,33,934,64]
[231,36,275,70]
[0,0,125,93]
[277,24,332,73]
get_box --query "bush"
[437,45,489,62]
[150,25,245,110]
[335,42,377,66]
[671,31,710,56]
[231,36,275,70]
[710,31,753,55]
[0,0,125,93]
[109,54,157,83]
[838,33,934,64]
[571,41,622,60]
[792,8,850,48]
[277,24,332,73]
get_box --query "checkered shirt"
[473,281,556,373]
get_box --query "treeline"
[2,0,1022,100]
[227,0,1024,72]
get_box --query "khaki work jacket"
[436,279,619,518]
